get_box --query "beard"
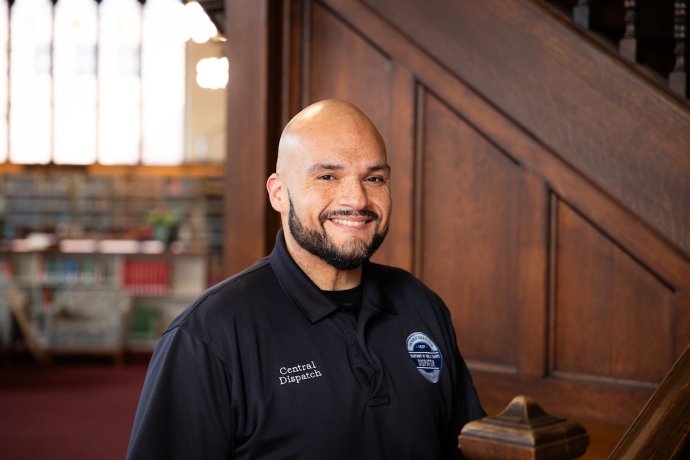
[288,197,387,270]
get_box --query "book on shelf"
[122,259,170,296]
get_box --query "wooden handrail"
[607,344,690,459]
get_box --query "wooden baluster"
[620,0,638,61]
[573,0,590,29]
[669,0,689,97]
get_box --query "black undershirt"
[322,285,363,317]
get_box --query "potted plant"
[146,209,179,244]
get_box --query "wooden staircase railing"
[458,344,690,459]
[547,0,689,99]
[607,343,690,459]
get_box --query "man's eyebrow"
[308,163,344,173]
[308,163,345,174]
[368,163,391,173]
[307,163,391,174]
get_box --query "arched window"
[141,0,186,165]
[98,0,142,165]
[9,0,53,164]
[53,0,98,164]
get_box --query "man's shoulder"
[167,256,278,328]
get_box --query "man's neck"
[284,232,362,291]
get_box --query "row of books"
[1,254,172,296]
[39,256,110,284]
[3,174,221,198]
[122,259,170,295]
[1,173,224,246]
[0,255,112,285]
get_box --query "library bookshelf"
[0,239,209,363]
[0,164,225,363]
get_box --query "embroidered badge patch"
[406,332,442,383]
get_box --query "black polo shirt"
[127,231,484,459]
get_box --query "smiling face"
[267,100,392,272]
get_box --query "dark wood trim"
[224,0,272,276]
[472,371,655,424]
[377,64,415,271]
[412,84,425,278]
[547,192,560,376]
[282,0,306,127]
[301,0,312,108]
[516,170,549,378]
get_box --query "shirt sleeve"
[127,326,234,459]
[432,291,486,460]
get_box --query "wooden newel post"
[458,395,589,460]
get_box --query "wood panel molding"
[552,198,677,385]
[224,0,273,276]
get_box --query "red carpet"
[0,356,149,460]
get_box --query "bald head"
[276,99,386,175]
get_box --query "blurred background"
[0,1,227,458]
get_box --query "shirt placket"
[354,303,390,407]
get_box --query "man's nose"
[338,178,368,209]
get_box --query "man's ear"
[266,173,288,213]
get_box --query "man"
[127,99,484,459]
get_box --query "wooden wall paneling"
[309,1,393,123]
[381,65,416,271]
[471,368,660,424]
[515,169,549,378]
[418,90,524,373]
[552,198,677,385]
[412,83,425,279]
[415,90,549,379]
[282,0,307,123]
[265,0,308,242]
[676,291,690,357]
[224,0,272,276]
[361,0,690,261]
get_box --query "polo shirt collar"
[269,230,395,323]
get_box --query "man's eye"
[366,176,385,183]
[319,174,335,181]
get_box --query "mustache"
[320,209,379,223]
